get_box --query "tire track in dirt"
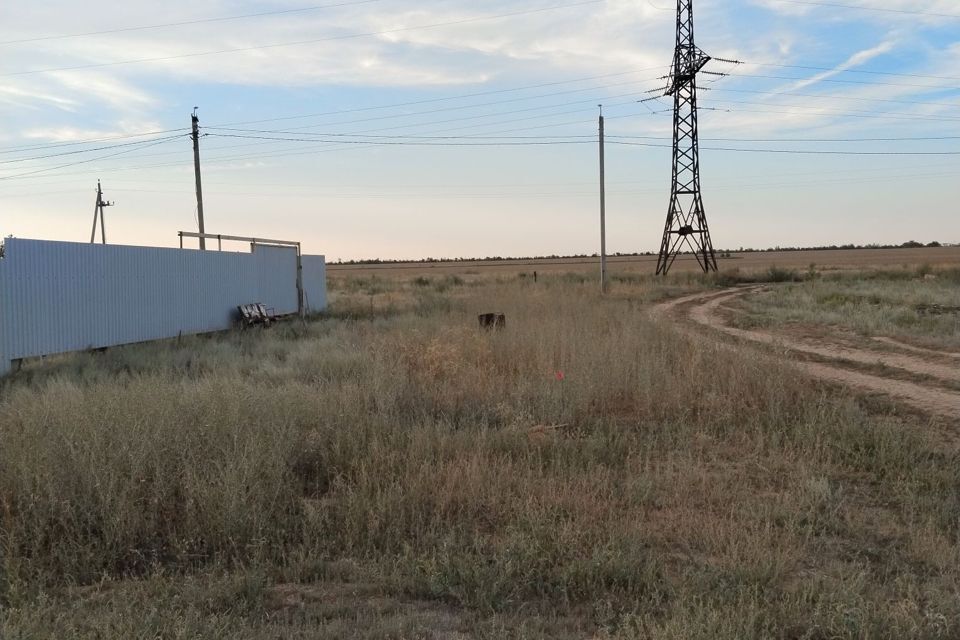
[871,336,960,360]
[693,292,960,385]
[656,288,960,419]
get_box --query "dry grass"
[731,267,960,349]
[1,270,959,639]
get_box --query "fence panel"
[301,255,328,314]
[252,244,299,313]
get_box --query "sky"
[0,0,958,260]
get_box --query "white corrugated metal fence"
[0,238,327,375]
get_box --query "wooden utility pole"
[598,105,607,293]
[191,107,206,250]
[89,180,113,244]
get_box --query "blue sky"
[1,0,958,259]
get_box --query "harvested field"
[328,246,960,278]
[2,264,959,639]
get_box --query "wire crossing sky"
[1,0,958,259]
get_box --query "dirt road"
[656,287,960,420]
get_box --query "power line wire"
[0,114,606,179]
[12,92,952,179]
[0,135,198,164]
[205,132,593,146]
[7,103,953,181]
[0,128,190,155]
[721,70,960,91]
[203,131,960,155]
[0,70,662,154]
[697,98,960,122]
[207,128,960,144]
[206,130,596,139]
[740,61,960,83]
[608,140,960,155]
[5,78,957,179]
[0,0,387,46]
[194,99,648,163]
[4,165,956,199]
[207,78,660,133]
[707,86,960,109]
[0,135,187,181]
[97,158,960,183]
[611,134,960,143]
[210,68,664,128]
[5,144,956,184]
[687,101,960,124]
[213,131,960,155]
[0,71,660,163]
[2,62,945,157]
[0,70,650,159]
[233,82,958,156]
[46,114,611,166]
[207,60,959,137]
[187,94,654,164]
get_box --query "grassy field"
[2,263,959,638]
[730,268,960,349]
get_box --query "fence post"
[296,251,304,316]
[0,260,8,377]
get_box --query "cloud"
[749,0,813,17]
[753,0,958,22]
[0,82,77,110]
[46,71,155,109]
[778,39,897,92]
[0,2,674,89]
[22,119,166,142]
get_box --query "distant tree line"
[330,241,950,265]
[726,240,943,253]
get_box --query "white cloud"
[0,82,77,110]
[0,2,673,89]
[23,119,166,142]
[45,71,155,109]
[778,39,897,92]
[753,0,959,22]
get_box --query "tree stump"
[478,313,506,330]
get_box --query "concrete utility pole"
[598,105,607,293]
[191,107,206,250]
[89,179,113,244]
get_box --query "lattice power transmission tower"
[650,0,723,275]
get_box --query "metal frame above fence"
[177,231,304,316]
